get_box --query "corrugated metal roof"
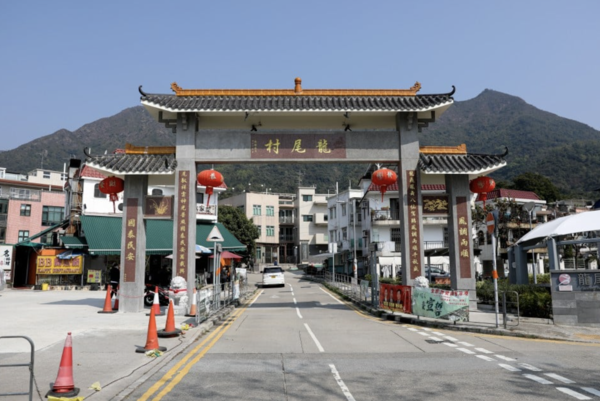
[419,153,507,174]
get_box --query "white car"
[262,266,285,287]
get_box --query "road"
[124,271,600,401]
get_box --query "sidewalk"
[0,276,261,401]
[306,274,600,345]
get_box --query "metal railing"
[0,336,34,400]
[501,291,520,328]
[322,271,371,304]
[195,276,253,325]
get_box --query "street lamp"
[523,202,537,284]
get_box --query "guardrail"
[195,277,253,325]
[0,336,34,400]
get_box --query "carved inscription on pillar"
[251,133,346,159]
[124,198,138,283]
[407,170,422,279]
[176,171,190,279]
[456,196,472,278]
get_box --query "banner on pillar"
[124,198,138,282]
[412,287,470,322]
[406,170,422,279]
[176,171,190,278]
[456,196,472,278]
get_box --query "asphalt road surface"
[124,271,600,401]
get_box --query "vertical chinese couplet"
[407,170,422,279]
[176,171,190,279]
[124,198,138,282]
[456,196,472,278]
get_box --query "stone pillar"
[172,113,198,311]
[120,175,148,313]
[511,244,529,284]
[445,174,477,310]
[396,112,424,286]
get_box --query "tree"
[218,206,259,258]
[511,172,561,202]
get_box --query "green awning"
[61,236,88,249]
[80,216,246,255]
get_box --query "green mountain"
[1,89,599,198]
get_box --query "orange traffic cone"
[136,306,167,353]
[146,286,164,316]
[112,286,120,311]
[158,299,182,338]
[98,285,117,314]
[46,332,80,398]
[185,288,197,317]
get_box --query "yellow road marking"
[137,292,259,401]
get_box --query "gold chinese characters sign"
[456,196,472,278]
[422,195,449,215]
[251,133,346,159]
[36,256,83,275]
[144,195,173,218]
[407,170,422,279]
[124,198,138,282]
[176,171,190,278]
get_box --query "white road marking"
[417,332,429,336]
[495,355,517,362]
[329,364,356,401]
[457,341,474,347]
[474,348,492,354]
[428,337,442,341]
[443,343,458,348]
[556,388,591,400]
[545,373,575,384]
[499,364,521,372]
[293,298,297,304]
[296,308,303,319]
[291,292,295,296]
[407,328,419,332]
[581,388,600,397]
[523,374,553,384]
[518,363,541,372]
[422,328,433,331]
[319,287,344,304]
[444,336,458,342]
[476,355,495,362]
[457,348,475,355]
[304,323,324,352]
[249,290,263,306]
[431,331,443,336]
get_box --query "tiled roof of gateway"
[139,79,455,113]
[84,147,177,175]
[418,150,507,175]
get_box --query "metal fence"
[195,276,253,325]
[0,336,34,401]
[322,271,372,304]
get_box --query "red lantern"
[469,176,496,207]
[197,169,224,206]
[371,168,397,201]
[98,176,124,213]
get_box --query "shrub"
[476,280,552,319]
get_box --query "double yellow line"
[137,293,257,401]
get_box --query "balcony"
[423,216,448,225]
[279,234,295,242]
[315,233,329,244]
[371,210,399,226]
[279,216,295,224]
[314,213,328,225]
[424,241,448,250]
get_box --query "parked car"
[425,266,450,282]
[262,266,285,287]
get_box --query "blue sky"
[1,1,598,151]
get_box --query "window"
[94,184,106,198]
[341,203,347,216]
[43,171,51,179]
[266,206,274,216]
[302,215,313,222]
[342,227,347,240]
[0,227,5,243]
[18,230,29,242]
[302,195,313,202]
[60,173,68,181]
[329,207,336,219]
[266,226,275,236]
[253,205,261,216]
[42,206,64,226]
[257,225,262,236]
[0,199,7,214]
[391,228,402,252]
[11,188,31,199]
[152,188,163,195]
[20,204,31,216]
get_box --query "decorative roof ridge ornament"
[417,85,456,97]
[139,85,148,97]
[468,146,509,158]
[169,78,423,97]
[125,143,176,155]
[420,144,467,155]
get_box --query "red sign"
[486,212,495,234]
[379,283,412,314]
